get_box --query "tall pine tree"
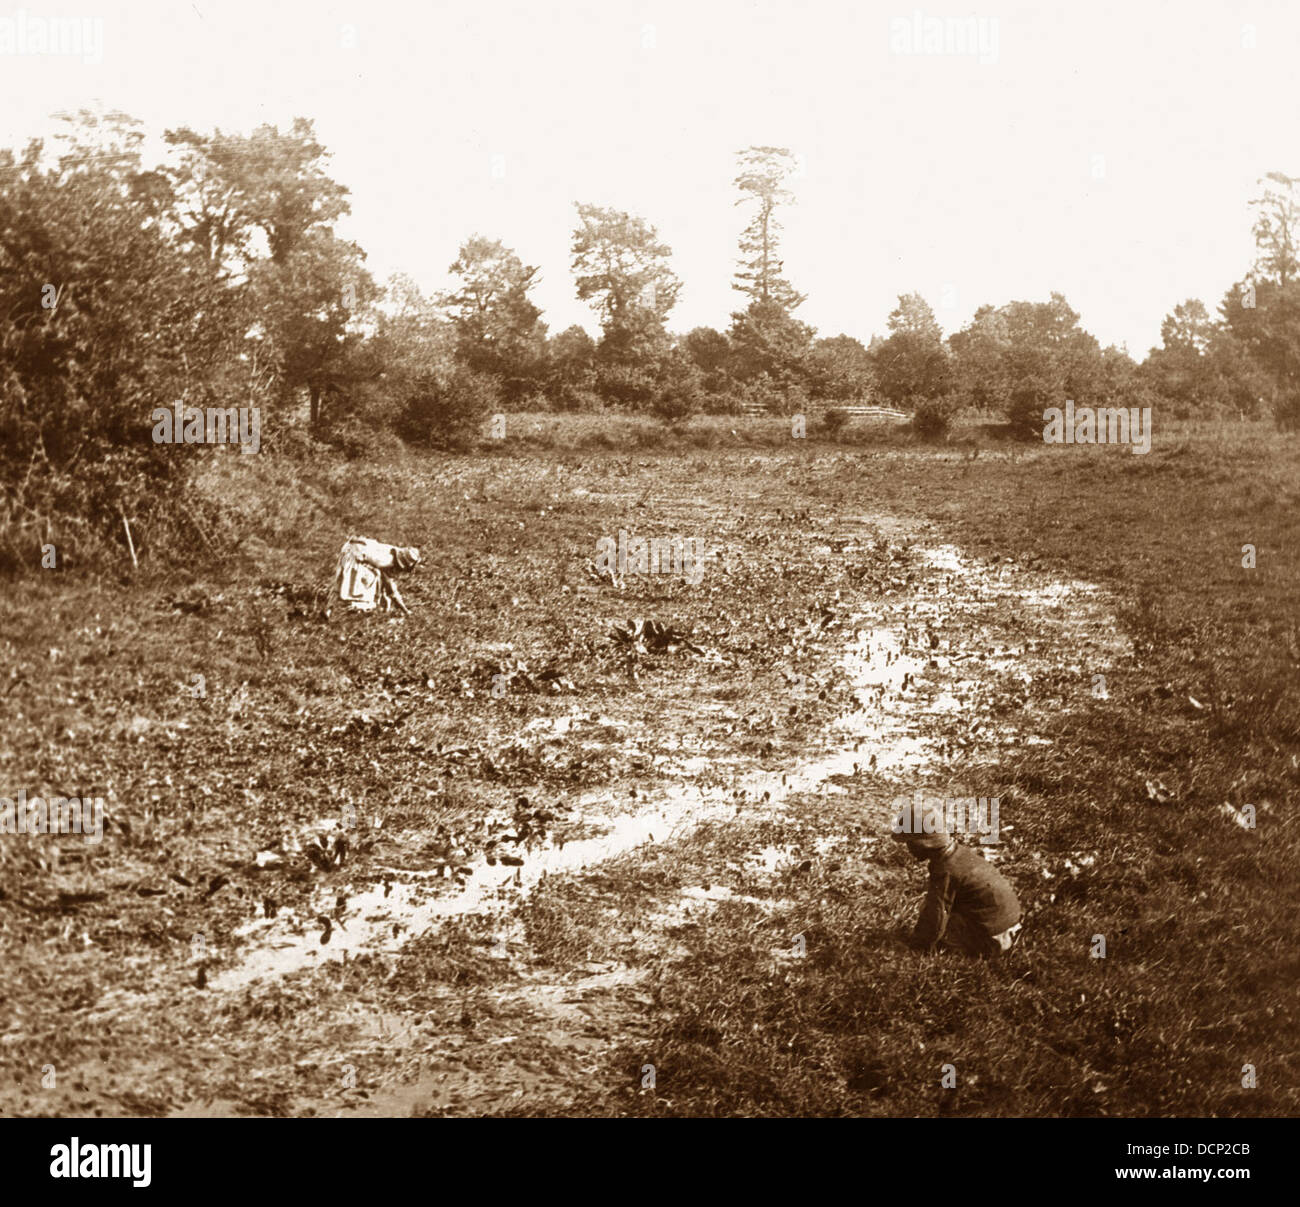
[732,146,805,310]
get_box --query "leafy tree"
[807,334,874,401]
[999,293,1099,392]
[249,231,376,426]
[155,117,363,426]
[648,350,705,425]
[872,292,951,404]
[550,324,597,371]
[443,236,546,402]
[371,274,496,444]
[1141,299,1238,415]
[1160,298,1214,354]
[1249,171,1300,287]
[597,304,674,367]
[1220,276,1300,424]
[364,274,455,428]
[544,324,598,406]
[945,292,1111,434]
[0,110,199,461]
[571,203,681,367]
[681,326,732,394]
[197,118,350,266]
[156,120,351,312]
[998,293,1102,433]
[948,305,1011,411]
[376,274,454,377]
[161,126,257,277]
[1092,344,1154,411]
[1221,173,1300,425]
[1205,327,1276,417]
[732,146,806,310]
[728,301,815,396]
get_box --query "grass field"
[1,415,1296,1116]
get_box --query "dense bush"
[593,363,659,410]
[398,366,500,449]
[319,414,408,461]
[552,380,607,413]
[817,407,850,438]
[909,394,957,440]
[1006,374,1065,440]
[648,360,703,426]
[590,351,704,424]
[0,445,228,576]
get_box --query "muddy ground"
[2,432,1297,1116]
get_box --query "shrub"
[649,354,704,426]
[1275,391,1300,431]
[1005,374,1063,440]
[546,369,605,413]
[909,394,957,441]
[321,415,407,461]
[650,387,696,427]
[593,354,703,424]
[398,366,500,449]
[593,363,659,410]
[818,407,851,438]
[555,383,607,413]
[1,444,230,577]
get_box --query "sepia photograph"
[1,0,1294,1181]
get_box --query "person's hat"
[890,806,949,851]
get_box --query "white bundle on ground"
[333,536,421,614]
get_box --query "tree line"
[2,111,1297,500]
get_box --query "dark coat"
[911,843,1020,950]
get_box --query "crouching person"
[890,819,1022,957]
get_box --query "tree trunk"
[761,201,771,301]
[309,383,322,428]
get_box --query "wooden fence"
[735,402,911,422]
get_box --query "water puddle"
[213,540,1126,993]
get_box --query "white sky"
[3,0,1296,356]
